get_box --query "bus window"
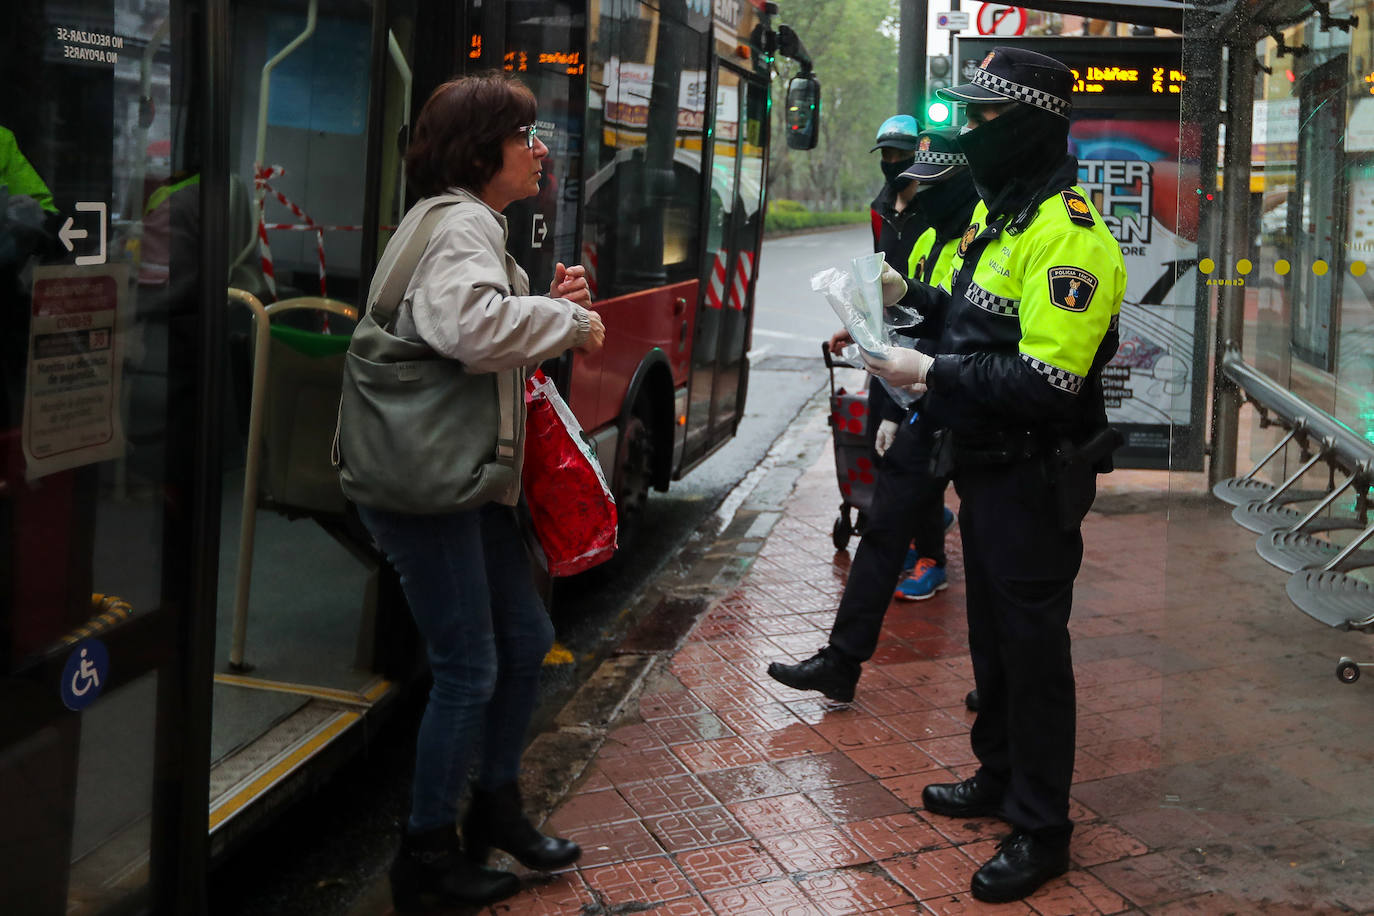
[227,0,375,307]
[583,0,709,300]
[500,0,587,294]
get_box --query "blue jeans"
[358,502,555,833]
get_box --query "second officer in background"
[766,127,978,703]
[863,47,1126,904]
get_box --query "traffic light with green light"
[926,54,953,125]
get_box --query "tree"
[769,0,900,211]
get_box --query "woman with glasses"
[352,71,605,912]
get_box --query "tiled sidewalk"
[481,443,1374,915]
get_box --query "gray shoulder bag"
[332,199,520,514]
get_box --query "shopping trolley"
[822,341,878,550]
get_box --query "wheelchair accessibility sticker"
[61,639,109,711]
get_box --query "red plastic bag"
[522,370,618,575]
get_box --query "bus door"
[1,0,220,911]
[203,0,435,855]
[684,63,767,461]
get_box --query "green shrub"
[764,205,868,235]
[769,198,809,214]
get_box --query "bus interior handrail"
[232,0,319,273]
[224,287,356,671]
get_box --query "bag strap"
[367,199,459,329]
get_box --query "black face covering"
[913,170,979,236]
[957,104,1069,203]
[881,156,915,186]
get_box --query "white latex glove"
[874,419,898,457]
[902,381,928,397]
[880,262,908,306]
[862,347,934,388]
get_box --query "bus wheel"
[616,405,654,544]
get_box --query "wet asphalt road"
[206,225,867,916]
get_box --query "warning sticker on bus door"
[22,264,127,480]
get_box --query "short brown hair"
[405,72,537,197]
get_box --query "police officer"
[766,127,978,701]
[862,47,1126,903]
[863,114,926,458]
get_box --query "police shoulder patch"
[958,222,980,257]
[1047,266,1097,312]
[1059,190,1096,228]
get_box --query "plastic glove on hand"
[879,262,908,306]
[828,327,855,355]
[861,347,933,387]
[874,419,898,457]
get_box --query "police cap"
[937,46,1073,120]
[897,128,968,183]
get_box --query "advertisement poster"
[22,264,127,479]
[1072,118,1199,468]
[958,37,1201,469]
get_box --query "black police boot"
[390,824,519,913]
[965,689,980,712]
[463,782,581,870]
[921,772,1004,819]
[970,830,1070,903]
[766,646,860,702]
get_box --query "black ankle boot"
[390,824,519,912]
[766,646,860,702]
[464,782,581,870]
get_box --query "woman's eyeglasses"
[516,124,538,149]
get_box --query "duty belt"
[951,429,1049,467]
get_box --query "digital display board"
[1071,62,1186,96]
[959,40,1187,108]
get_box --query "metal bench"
[1217,348,1374,682]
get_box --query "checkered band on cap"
[971,67,1071,118]
[967,282,1019,317]
[1021,353,1084,394]
[914,149,966,167]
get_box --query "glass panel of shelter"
[1172,2,1374,889]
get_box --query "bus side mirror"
[785,75,820,151]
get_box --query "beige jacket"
[388,188,590,504]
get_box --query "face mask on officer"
[957,102,1069,199]
[911,169,974,224]
[881,156,915,186]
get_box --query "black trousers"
[956,455,1090,841]
[829,412,949,663]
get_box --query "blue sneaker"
[901,509,956,573]
[895,558,947,601]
